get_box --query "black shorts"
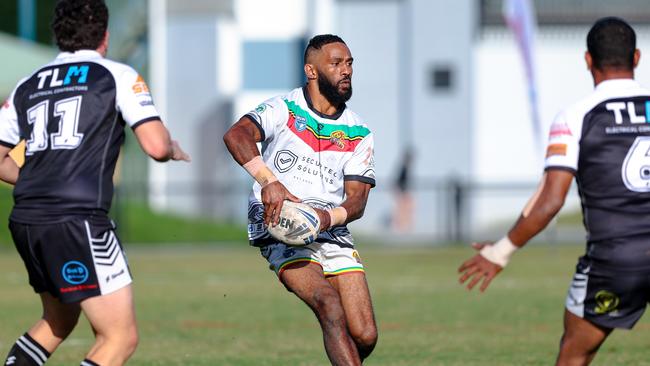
[9,216,132,304]
[565,237,650,329]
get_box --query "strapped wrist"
[327,207,348,227]
[242,156,277,186]
[479,236,519,267]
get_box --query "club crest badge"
[330,130,347,150]
[294,115,307,132]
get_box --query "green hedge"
[0,185,246,246]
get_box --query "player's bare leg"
[80,285,138,366]
[4,293,81,365]
[281,262,362,366]
[555,310,612,366]
[28,293,82,352]
[328,273,377,361]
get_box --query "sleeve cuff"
[344,175,376,187]
[0,140,17,149]
[244,114,266,141]
[131,116,161,130]
[544,166,577,175]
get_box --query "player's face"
[316,42,353,105]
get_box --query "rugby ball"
[267,201,321,246]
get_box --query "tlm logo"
[37,65,90,89]
[6,356,16,365]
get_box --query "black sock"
[80,359,99,366]
[4,333,50,366]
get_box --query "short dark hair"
[52,0,109,52]
[587,17,636,71]
[304,34,346,64]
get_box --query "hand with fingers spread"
[458,241,505,292]
[261,181,301,226]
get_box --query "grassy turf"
[1,244,650,365]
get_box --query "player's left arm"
[316,180,372,231]
[458,169,574,292]
[0,145,19,184]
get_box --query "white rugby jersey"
[0,50,159,223]
[245,87,375,247]
[544,79,650,241]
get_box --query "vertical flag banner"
[503,0,542,153]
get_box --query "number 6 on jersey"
[622,136,650,192]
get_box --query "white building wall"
[471,27,650,236]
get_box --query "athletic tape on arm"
[243,156,278,187]
[479,236,519,267]
[327,207,348,226]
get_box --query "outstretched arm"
[223,116,299,225]
[316,180,372,231]
[458,169,574,292]
[133,120,190,162]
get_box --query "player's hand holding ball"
[267,201,321,246]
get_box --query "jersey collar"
[595,78,639,92]
[302,86,346,120]
[55,50,103,61]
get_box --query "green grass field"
[2,244,650,365]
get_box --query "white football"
[267,201,321,246]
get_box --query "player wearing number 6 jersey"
[458,17,650,366]
[0,1,189,365]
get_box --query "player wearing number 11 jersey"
[0,1,189,365]
[458,17,650,365]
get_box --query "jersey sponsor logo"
[296,156,340,185]
[549,122,572,137]
[132,75,154,107]
[106,269,125,283]
[352,250,362,264]
[37,65,89,90]
[59,284,98,293]
[594,290,620,315]
[606,101,650,124]
[132,75,150,94]
[61,261,89,285]
[274,150,298,173]
[546,143,567,158]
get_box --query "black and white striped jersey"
[0,50,160,223]
[545,79,650,242]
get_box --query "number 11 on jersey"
[26,96,84,156]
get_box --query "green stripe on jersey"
[284,99,370,138]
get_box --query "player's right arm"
[223,109,299,226]
[0,91,21,184]
[457,170,573,292]
[458,111,579,292]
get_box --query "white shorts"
[260,242,364,277]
